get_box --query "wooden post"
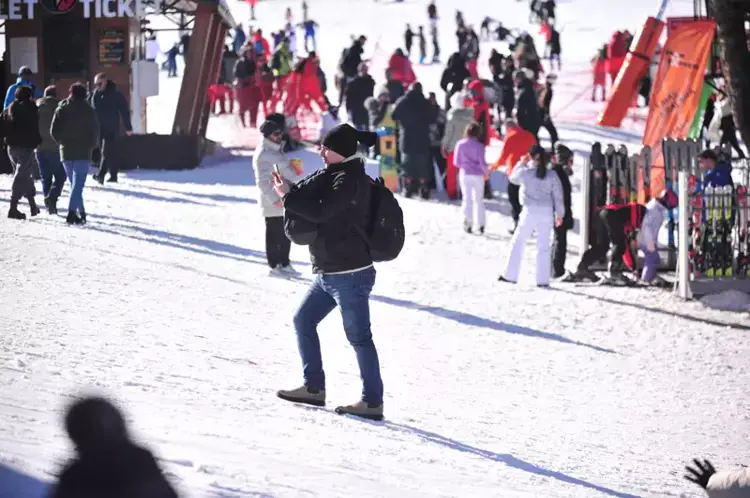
[199,16,227,138]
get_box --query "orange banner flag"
[598,17,665,128]
[642,19,715,194]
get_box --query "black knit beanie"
[321,123,377,158]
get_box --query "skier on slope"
[404,24,414,58]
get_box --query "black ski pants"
[95,136,118,180]
[265,216,291,268]
[507,182,522,223]
[578,208,627,270]
[552,225,568,278]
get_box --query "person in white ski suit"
[253,119,303,275]
[685,458,750,498]
[499,145,564,287]
[637,189,678,282]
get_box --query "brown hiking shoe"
[277,385,326,407]
[334,400,384,421]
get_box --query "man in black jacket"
[344,62,375,131]
[440,52,470,110]
[90,73,132,184]
[392,82,433,198]
[514,71,541,139]
[274,124,385,421]
[551,143,573,278]
[338,35,366,106]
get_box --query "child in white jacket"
[638,189,678,283]
[499,145,565,287]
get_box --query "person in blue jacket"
[699,149,734,188]
[4,66,42,109]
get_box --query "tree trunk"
[710,0,750,150]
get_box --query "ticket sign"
[8,0,145,19]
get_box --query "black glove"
[684,458,717,489]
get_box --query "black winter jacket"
[340,42,364,78]
[516,79,542,135]
[50,443,178,498]
[345,74,375,126]
[89,81,132,138]
[552,163,573,229]
[392,88,432,155]
[440,53,470,94]
[283,158,373,273]
[1,100,42,149]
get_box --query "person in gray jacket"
[440,93,474,200]
[498,145,564,287]
[685,458,750,498]
[253,118,303,276]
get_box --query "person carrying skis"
[550,143,573,278]
[404,25,414,58]
[498,145,565,287]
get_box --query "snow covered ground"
[2,0,750,497]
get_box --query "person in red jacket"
[466,79,493,198]
[283,52,328,116]
[606,31,626,86]
[387,49,416,89]
[252,29,271,62]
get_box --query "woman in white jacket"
[499,145,565,287]
[253,119,303,276]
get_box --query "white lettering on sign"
[8,0,144,19]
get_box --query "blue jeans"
[35,151,66,200]
[293,266,383,405]
[63,160,89,214]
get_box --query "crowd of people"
[2,68,132,224]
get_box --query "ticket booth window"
[43,17,89,79]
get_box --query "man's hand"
[684,459,716,489]
[125,131,133,136]
[271,171,290,197]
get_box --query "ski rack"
[676,148,750,299]
[581,141,671,272]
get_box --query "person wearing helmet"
[551,143,574,278]
[638,188,678,284]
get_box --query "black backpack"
[356,178,405,262]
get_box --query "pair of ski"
[559,271,670,289]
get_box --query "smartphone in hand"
[273,164,281,176]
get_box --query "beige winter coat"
[707,467,750,498]
[441,107,474,153]
[252,138,300,218]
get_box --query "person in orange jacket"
[490,119,538,232]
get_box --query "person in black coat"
[338,35,366,105]
[2,85,42,220]
[440,52,471,110]
[488,49,504,78]
[538,75,558,148]
[89,73,132,183]
[344,62,375,130]
[274,124,385,421]
[392,82,433,198]
[381,68,405,104]
[496,58,516,132]
[548,27,561,70]
[514,72,541,138]
[551,143,574,278]
[50,396,178,498]
[404,25,414,57]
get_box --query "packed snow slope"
[3,0,750,497]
